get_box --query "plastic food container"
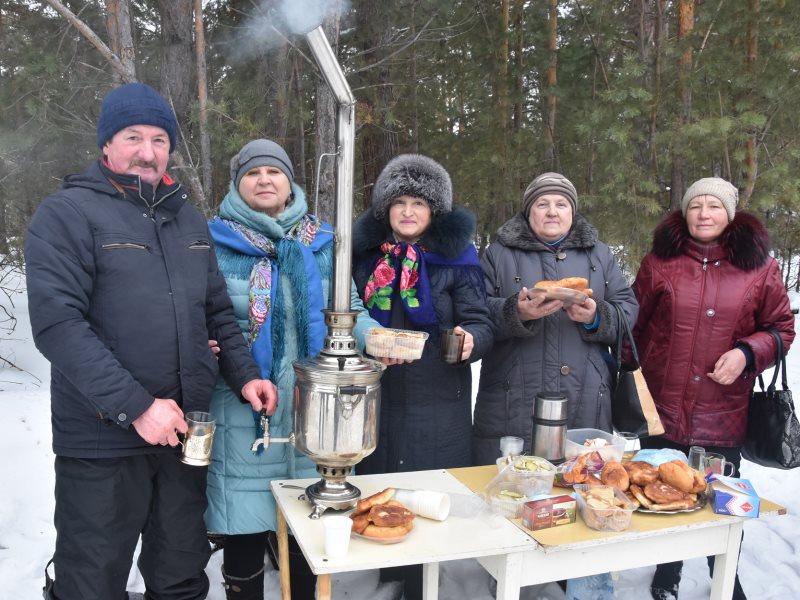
[574,484,636,532]
[565,428,625,462]
[486,481,530,519]
[496,456,556,497]
[364,328,429,360]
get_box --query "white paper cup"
[394,489,451,521]
[323,515,352,558]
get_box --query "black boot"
[221,566,265,600]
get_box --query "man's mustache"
[130,159,158,170]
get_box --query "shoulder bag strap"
[756,330,785,393]
[613,302,639,369]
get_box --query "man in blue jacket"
[25,82,278,600]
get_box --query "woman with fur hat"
[352,154,493,599]
[204,139,380,599]
[473,172,638,466]
[633,177,795,600]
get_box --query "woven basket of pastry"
[349,488,415,543]
[598,459,708,513]
[574,484,637,531]
[364,328,429,360]
[528,277,593,305]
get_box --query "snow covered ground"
[1,269,799,599]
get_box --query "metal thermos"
[531,392,568,464]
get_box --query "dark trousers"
[641,437,747,600]
[51,454,211,600]
[223,531,318,599]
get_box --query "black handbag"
[610,303,663,438]
[741,330,800,469]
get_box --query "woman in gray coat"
[473,172,638,466]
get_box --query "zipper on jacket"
[703,257,708,271]
[101,242,149,251]
[189,240,211,250]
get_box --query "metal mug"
[179,411,217,466]
[440,329,466,365]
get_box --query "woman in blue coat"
[204,139,378,599]
[352,154,494,600]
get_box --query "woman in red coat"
[633,177,795,600]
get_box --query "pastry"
[361,522,413,539]
[623,461,660,486]
[534,277,593,296]
[354,488,396,515]
[643,481,686,504]
[350,512,370,534]
[628,483,653,509]
[658,460,695,494]
[601,461,630,491]
[368,504,414,528]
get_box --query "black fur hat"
[371,154,453,220]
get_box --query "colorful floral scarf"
[364,242,436,326]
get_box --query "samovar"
[250,26,385,519]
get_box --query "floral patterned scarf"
[364,241,437,327]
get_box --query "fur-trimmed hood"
[495,212,599,252]
[352,205,477,259]
[651,210,770,272]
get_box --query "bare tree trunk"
[742,0,760,208]
[105,0,136,83]
[544,0,558,170]
[670,0,694,211]
[157,0,194,127]
[193,0,212,212]
[650,0,666,183]
[409,0,419,153]
[315,7,340,223]
[356,0,398,212]
[512,0,524,131]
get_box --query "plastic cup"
[394,489,451,521]
[322,515,352,558]
[499,436,524,458]
[447,492,487,518]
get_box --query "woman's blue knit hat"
[96,83,177,152]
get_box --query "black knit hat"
[521,172,578,216]
[96,83,177,152]
[372,154,453,220]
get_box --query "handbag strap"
[612,302,639,369]
[757,330,787,393]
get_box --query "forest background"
[2,0,800,287]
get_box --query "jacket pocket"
[101,242,149,251]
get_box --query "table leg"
[422,562,439,600]
[276,507,291,600]
[318,574,332,600]
[709,520,744,600]
[494,553,524,600]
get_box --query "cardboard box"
[522,494,577,530]
[710,475,760,518]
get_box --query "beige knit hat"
[681,177,738,222]
[522,172,577,217]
